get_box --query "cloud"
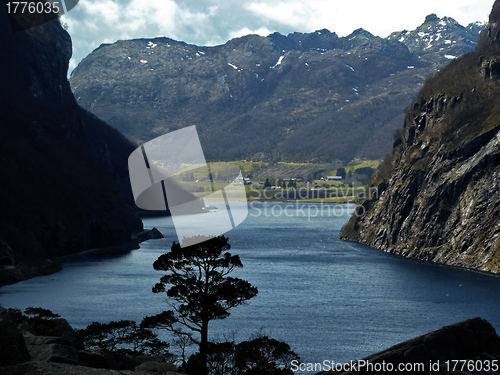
[229,26,273,40]
[244,1,313,30]
[79,0,121,24]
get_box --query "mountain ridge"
[70,15,485,164]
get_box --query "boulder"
[131,355,166,364]
[78,350,110,369]
[0,362,136,375]
[24,334,80,365]
[0,361,187,375]
[0,320,30,366]
[52,318,80,347]
[92,349,141,371]
[317,317,500,374]
[134,361,181,374]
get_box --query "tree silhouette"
[336,167,347,179]
[184,335,300,375]
[143,235,258,375]
[77,320,171,357]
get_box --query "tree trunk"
[200,319,208,375]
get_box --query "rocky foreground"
[2,305,500,375]
[0,307,184,375]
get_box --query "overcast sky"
[62,0,495,73]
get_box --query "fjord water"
[1,201,500,368]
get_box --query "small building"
[327,176,343,181]
[245,180,261,185]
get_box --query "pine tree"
[143,236,258,375]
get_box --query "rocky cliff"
[0,4,145,284]
[69,16,483,164]
[341,1,500,273]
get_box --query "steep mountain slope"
[70,16,483,163]
[0,6,144,284]
[341,1,500,273]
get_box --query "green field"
[173,159,380,203]
[344,159,382,173]
[211,159,381,181]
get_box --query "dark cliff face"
[341,1,500,273]
[0,9,143,280]
[69,17,481,164]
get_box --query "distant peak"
[315,28,332,35]
[468,21,487,27]
[441,16,459,25]
[269,31,284,38]
[417,14,462,30]
[424,14,439,23]
[348,28,374,39]
[421,14,459,27]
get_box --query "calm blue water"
[1,201,500,372]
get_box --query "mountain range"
[70,15,485,164]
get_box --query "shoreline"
[0,228,163,288]
[248,198,359,204]
[340,236,500,278]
